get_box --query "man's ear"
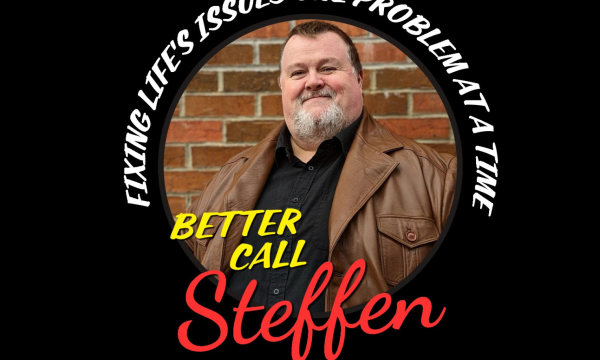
[357,70,364,89]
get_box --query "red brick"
[422,143,457,156]
[206,45,253,65]
[192,146,252,167]
[376,69,433,89]
[186,71,217,92]
[242,22,289,38]
[295,20,367,37]
[164,146,185,167]
[356,42,406,63]
[185,95,255,117]
[259,44,282,64]
[223,71,279,92]
[164,171,217,192]
[166,121,222,143]
[173,102,179,117]
[377,118,450,139]
[167,196,186,216]
[413,93,446,114]
[261,95,283,116]
[363,93,408,115]
[362,69,371,89]
[226,121,282,142]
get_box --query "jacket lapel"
[328,110,404,252]
[221,123,283,273]
[225,140,278,213]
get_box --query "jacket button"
[406,230,417,242]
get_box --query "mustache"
[297,89,337,104]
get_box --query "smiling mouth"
[302,95,331,103]
[300,92,335,104]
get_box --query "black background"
[112,1,521,357]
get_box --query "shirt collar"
[275,110,363,165]
[336,110,362,156]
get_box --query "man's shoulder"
[365,116,455,174]
[389,134,455,174]
[220,121,285,167]
[221,146,255,166]
[191,123,284,213]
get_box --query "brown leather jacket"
[184,108,457,311]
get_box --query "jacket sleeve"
[181,171,220,257]
[439,153,457,229]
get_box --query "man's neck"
[290,136,320,163]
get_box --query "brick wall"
[164,20,456,216]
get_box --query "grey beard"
[292,92,349,144]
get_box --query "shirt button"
[406,230,417,242]
[292,198,299,202]
[308,166,314,170]
[274,289,279,295]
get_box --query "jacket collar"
[355,108,404,153]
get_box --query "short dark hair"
[280,21,362,76]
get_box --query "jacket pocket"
[377,216,439,286]
[194,215,224,247]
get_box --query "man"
[183,21,456,312]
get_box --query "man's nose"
[305,70,324,91]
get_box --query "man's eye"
[321,67,336,72]
[291,71,304,76]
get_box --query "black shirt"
[228,116,361,312]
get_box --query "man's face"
[279,32,364,144]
